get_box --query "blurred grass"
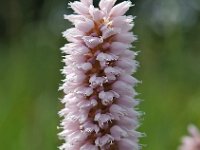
[0,0,200,150]
[0,23,62,149]
[136,18,200,149]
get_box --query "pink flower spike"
[179,125,200,150]
[59,0,141,149]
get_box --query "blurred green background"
[0,0,200,149]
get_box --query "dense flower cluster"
[179,125,200,150]
[59,0,141,149]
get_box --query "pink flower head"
[179,125,200,150]
[59,0,141,149]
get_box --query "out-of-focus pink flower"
[179,125,200,150]
[59,0,141,149]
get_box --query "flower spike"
[59,0,141,149]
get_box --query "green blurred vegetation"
[0,0,200,150]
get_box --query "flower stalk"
[59,0,141,149]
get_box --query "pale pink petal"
[94,113,114,127]
[110,42,130,54]
[64,14,85,23]
[110,125,128,141]
[81,121,100,133]
[114,32,137,44]
[99,0,117,14]
[117,116,138,129]
[118,138,139,150]
[96,52,119,62]
[109,1,133,17]
[75,19,94,33]
[69,1,89,15]
[89,74,106,87]
[80,143,98,150]
[95,134,114,147]
[82,36,103,48]
[116,95,139,107]
[74,86,93,96]
[60,43,89,55]
[101,25,120,39]
[76,62,93,71]
[119,74,139,85]
[89,5,104,21]
[80,0,93,6]
[99,91,113,105]
[109,104,127,120]
[62,28,84,43]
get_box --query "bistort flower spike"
[59,0,141,149]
